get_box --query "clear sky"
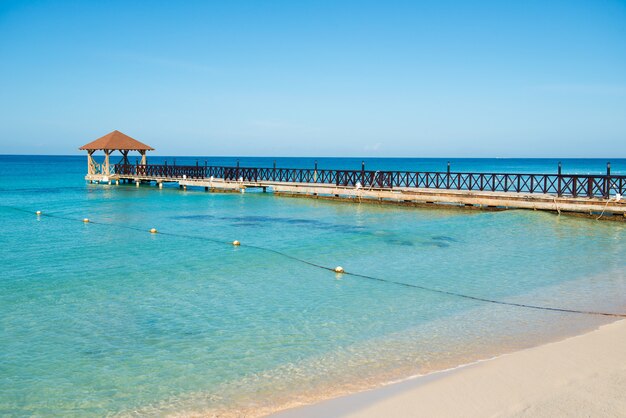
[0,0,625,157]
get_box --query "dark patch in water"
[224,215,271,223]
[173,213,368,234]
[233,221,262,227]
[426,241,450,248]
[171,214,216,220]
[385,238,414,247]
[83,348,108,357]
[431,235,457,242]
[285,218,321,226]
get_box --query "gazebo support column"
[140,150,147,165]
[87,150,95,175]
[104,150,112,176]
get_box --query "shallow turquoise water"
[1,156,625,416]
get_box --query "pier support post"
[158,182,163,189]
[136,181,140,187]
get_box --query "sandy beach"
[273,319,626,418]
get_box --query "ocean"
[1,155,625,416]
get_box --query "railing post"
[446,161,450,189]
[361,161,365,185]
[236,159,240,180]
[557,161,562,197]
[605,161,611,198]
[273,160,276,181]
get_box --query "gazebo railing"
[89,162,114,176]
[112,163,626,199]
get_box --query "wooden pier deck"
[83,163,626,220]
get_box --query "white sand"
[272,319,626,418]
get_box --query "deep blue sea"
[1,155,625,416]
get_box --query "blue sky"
[0,0,625,156]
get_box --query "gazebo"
[79,130,154,178]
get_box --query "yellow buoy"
[232,240,241,246]
[150,228,158,234]
[36,210,41,215]
[334,266,344,273]
[83,218,90,223]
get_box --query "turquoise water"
[1,156,625,416]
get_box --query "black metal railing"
[113,163,626,199]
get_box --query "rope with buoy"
[2,204,626,319]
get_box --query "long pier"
[85,163,626,220]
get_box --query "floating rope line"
[3,204,626,319]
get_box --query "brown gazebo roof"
[79,130,154,151]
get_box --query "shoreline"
[271,319,626,417]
